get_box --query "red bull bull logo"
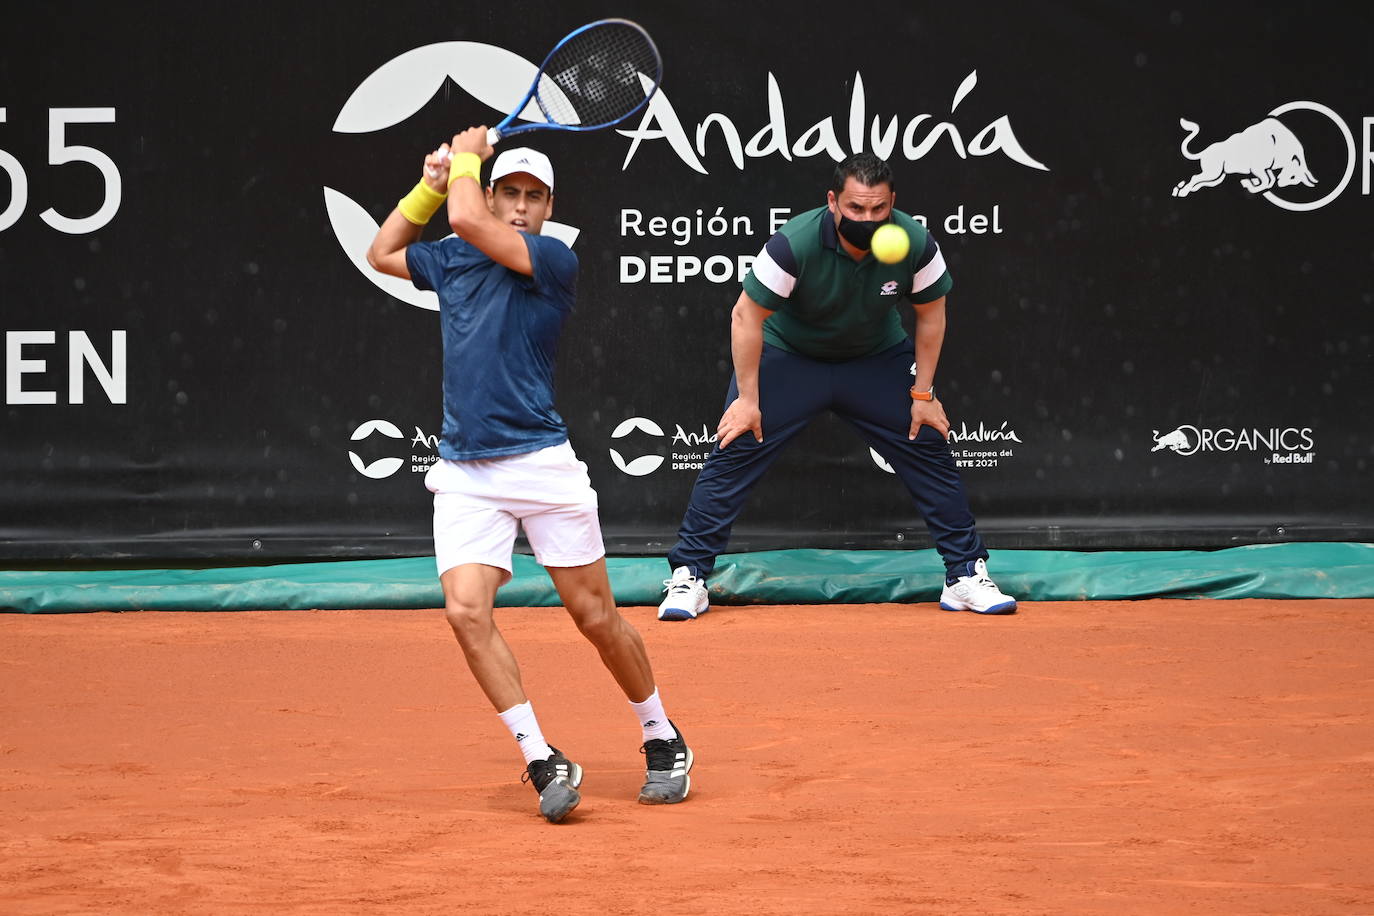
[1169,102,1358,212]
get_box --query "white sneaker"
[658,566,709,621]
[939,558,1017,615]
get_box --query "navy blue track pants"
[667,340,988,578]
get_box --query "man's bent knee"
[445,601,495,642]
[570,603,622,647]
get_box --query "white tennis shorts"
[425,440,605,582]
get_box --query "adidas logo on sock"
[515,732,528,742]
[644,719,659,728]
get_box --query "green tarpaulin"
[2,543,1371,613]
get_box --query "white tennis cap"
[488,147,555,191]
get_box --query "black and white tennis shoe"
[522,746,584,823]
[637,721,693,804]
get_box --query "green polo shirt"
[742,206,952,361]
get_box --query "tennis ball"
[870,223,909,264]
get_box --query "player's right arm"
[718,291,773,449]
[366,145,453,280]
[445,127,537,276]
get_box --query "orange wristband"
[910,386,935,401]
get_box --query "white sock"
[497,701,554,765]
[629,688,677,742]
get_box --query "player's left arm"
[909,296,951,439]
[366,145,453,280]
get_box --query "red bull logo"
[1151,426,1197,454]
[1172,117,1315,198]
[1169,102,1358,212]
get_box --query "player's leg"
[542,558,695,805]
[438,562,525,712]
[661,344,829,619]
[545,556,653,699]
[427,458,582,822]
[521,447,694,804]
[832,342,1016,614]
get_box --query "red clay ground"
[2,599,1372,915]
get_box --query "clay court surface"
[3,599,1372,915]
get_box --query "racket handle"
[428,134,494,176]
[425,146,448,180]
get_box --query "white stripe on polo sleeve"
[911,247,948,297]
[750,246,797,299]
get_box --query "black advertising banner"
[2,3,1371,561]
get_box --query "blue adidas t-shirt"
[406,233,577,460]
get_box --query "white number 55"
[0,107,122,234]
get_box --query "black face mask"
[837,215,886,250]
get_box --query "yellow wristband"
[396,179,446,226]
[446,152,482,188]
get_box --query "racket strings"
[536,23,660,128]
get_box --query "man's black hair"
[830,152,894,195]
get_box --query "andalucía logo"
[609,416,717,477]
[617,70,1049,175]
[609,417,665,477]
[348,420,439,479]
[1150,425,1315,465]
[326,42,581,309]
[1170,101,1359,212]
[871,420,1023,473]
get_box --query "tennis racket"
[427,19,661,178]
[486,18,662,144]
[431,18,660,165]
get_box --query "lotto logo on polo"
[880,280,899,296]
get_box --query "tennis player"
[366,126,693,822]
